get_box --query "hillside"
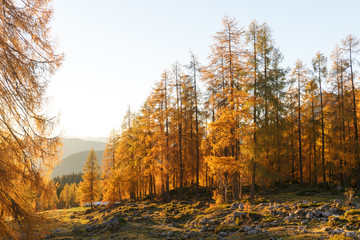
[45,187,359,240]
[62,138,106,158]
[52,150,104,178]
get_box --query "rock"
[319,204,330,211]
[182,233,189,239]
[285,213,295,221]
[208,219,220,225]
[346,231,357,238]
[106,215,120,231]
[199,217,209,225]
[271,210,281,216]
[238,203,244,210]
[247,229,260,234]
[329,208,339,214]
[295,208,305,216]
[321,212,332,218]
[298,226,308,233]
[234,211,246,218]
[167,231,175,238]
[188,231,199,238]
[329,229,344,235]
[218,231,228,236]
[208,226,215,231]
[168,222,178,228]
[230,202,239,209]
[301,219,309,225]
[305,212,314,219]
[85,225,95,232]
[313,209,321,217]
[84,209,92,215]
[240,225,251,232]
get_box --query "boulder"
[285,213,295,221]
[238,203,244,210]
[329,229,344,235]
[234,211,246,218]
[321,212,332,218]
[199,217,209,225]
[246,229,260,234]
[167,231,175,238]
[313,209,321,217]
[106,215,121,231]
[295,208,305,216]
[345,231,357,238]
[306,212,314,219]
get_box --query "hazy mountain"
[52,150,104,178]
[80,137,107,143]
[62,138,106,158]
[51,138,106,178]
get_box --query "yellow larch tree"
[0,0,63,238]
[79,149,101,209]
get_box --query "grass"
[44,186,358,240]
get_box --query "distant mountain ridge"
[52,138,106,178]
[62,138,106,158]
[52,150,104,178]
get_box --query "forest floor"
[44,186,360,240]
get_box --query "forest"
[2,0,360,239]
[96,17,360,204]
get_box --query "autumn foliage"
[0,0,62,238]
[100,17,360,204]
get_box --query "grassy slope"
[45,188,357,240]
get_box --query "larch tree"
[312,52,327,184]
[202,16,248,202]
[329,46,348,186]
[98,17,360,203]
[187,51,202,200]
[290,60,308,184]
[101,129,121,204]
[79,149,101,209]
[246,20,260,198]
[342,34,360,187]
[0,0,63,238]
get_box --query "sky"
[47,0,360,138]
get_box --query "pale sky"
[47,0,360,138]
